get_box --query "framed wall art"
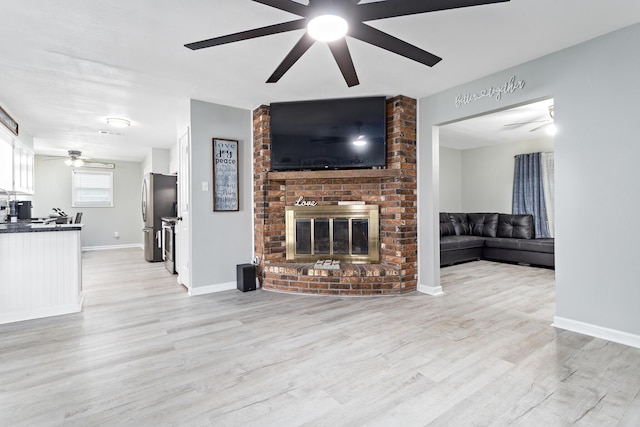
[212,138,239,211]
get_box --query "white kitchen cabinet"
[0,127,34,194]
[11,141,34,194]
[0,134,12,191]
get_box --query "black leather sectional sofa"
[440,212,555,268]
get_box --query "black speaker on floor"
[236,264,257,292]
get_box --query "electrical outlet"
[114,231,119,238]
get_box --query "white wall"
[169,143,179,174]
[419,23,640,344]
[142,148,170,175]
[188,99,252,289]
[18,128,34,151]
[33,156,143,248]
[460,138,553,213]
[439,138,554,214]
[438,146,462,212]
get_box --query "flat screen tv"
[270,96,386,171]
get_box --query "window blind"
[72,170,113,207]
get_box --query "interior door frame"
[177,129,191,289]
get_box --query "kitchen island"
[0,222,83,324]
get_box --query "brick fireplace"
[253,95,417,295]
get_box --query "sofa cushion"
[484,237,555,254]
[467,213,498,237]
[483,237,520,251]
[517,238,555,254]
[497,214,534,239]
[440,235,486,251]
[439,212,456,237]
[449,213,470,235]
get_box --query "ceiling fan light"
[65,158,84,167]
[106,117,131,128]
[307,15,348,42]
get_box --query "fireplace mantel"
[268,169,402,181]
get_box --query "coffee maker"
[10,201,32,220]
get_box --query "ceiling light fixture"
[106,117,131,128]
[307,15,348,42]
[546,124,557,136]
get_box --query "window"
[72,170,113,207]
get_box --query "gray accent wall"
[34,156,143,248]
[189,99,252,289]
[419,23,640,336]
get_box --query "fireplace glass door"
[333,219,349,255]
[295,219,311,254]
[314,219,330,254]
[285,205,379,263]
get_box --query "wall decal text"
[455,76,526,108]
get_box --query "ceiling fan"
[43,150,115,169]
[504,105,555,133]
[64,150,86,167]
[185,0,511,87]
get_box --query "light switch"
[202,181,209,191]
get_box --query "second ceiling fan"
[185,0,511,87]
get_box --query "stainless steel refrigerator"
[142,173,177,262]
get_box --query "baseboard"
[553,316,640,349]
[418,283,444,296]
[188,281,236,296]
[0,300,83,325]
[82,243,143,251]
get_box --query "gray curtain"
[512,152,550,238]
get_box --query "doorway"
[437,98,556,278]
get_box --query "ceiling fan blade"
[185,19,306,50]
[251,0,308,16]
[504,119,549,127]
[349,23,441,67]
[267,33,316,83]
[356,0,510,22]
[328,38,359,87]
[529,123,550,132]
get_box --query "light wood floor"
[2,249,640,426]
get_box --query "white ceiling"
[1,1,639,162]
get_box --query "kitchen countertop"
[0,222,83,233]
